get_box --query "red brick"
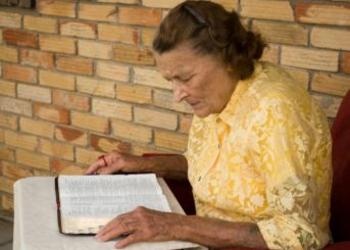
[134,107,177,130]
[78,40,112,59]
[39,138,74,161]
[296,3,350,26]
[24,15,57,34]
[0,113,17,130]
[142,0,186,8]
[342,52,350,74]
[17,84,51,103]
[0,45,18,63]
[37,0,76,18]
[133,66,171,90]
[119,7,162,27]
[131,144,162,156]
[111,119,152,143]
[39,70,75,90]
[261,44,279,64]
[39,34,76,54]
[113,44,154,65]
[53,90,90,111]
[76,147,102,165]
[20,49,54,69]
[76,76,115,98]
[141,28,156,47]
[311,73,350,97]
[1,161,32,180]
[0,177,14,194]
[241,0,294,21]
[179,114,193,134]
[0,96,32,116]
[51,159,85,175]
[116,83,152,104]
[4,130,38,151]
[92,98,132,121]
[16,149,50,170]
[3,64,37,83]
[0,146,15,161]
[0,11,21,28]
[56,55,93,75]
[34,103,70,124]
[3,29,38,48]
[311,27,350,50]
[20,117,55,139]
[252,21,308,46]
[71,111,109,133]
[96,61,129,81]
[60,20,97,39]
[0,79,16,97]
[55,125,87,146]
[0,128,4,143]
[90,134,131,153]
[98,24,139,44]
[1,194,13,211]
[154,130,188,152]
[79,3,117,22]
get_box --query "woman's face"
[155,44,238,117]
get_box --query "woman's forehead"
[155,45,218,76]
[155,50,196,75]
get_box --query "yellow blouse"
[186,62,332,249]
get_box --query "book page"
[58,174,171,234]
[59,174,163,197]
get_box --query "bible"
[54,174,202,249]
[55,173,173,235]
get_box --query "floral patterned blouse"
[186,61,332,249]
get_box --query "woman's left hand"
[95,206,184,248]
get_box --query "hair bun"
[243,31,265,60]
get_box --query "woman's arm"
[95,207,267,249]
[178,214,267,249]
[85,151,188,180]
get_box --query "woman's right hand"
[85,151,142,175]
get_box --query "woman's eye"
[180,76,192,82]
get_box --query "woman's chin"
[193,108,210,118]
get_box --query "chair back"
[330,90,350,242]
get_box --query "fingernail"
[95,236,103,242]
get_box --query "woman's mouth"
[188,101,201,109]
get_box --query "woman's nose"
[173,83,188,103]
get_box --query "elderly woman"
[86,1,332,249]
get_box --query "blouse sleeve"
[254,96,332,250]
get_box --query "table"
[13,177,201,250]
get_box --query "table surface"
[13,176,201,250]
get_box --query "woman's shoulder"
[250,61,310,105]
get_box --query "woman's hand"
[95,206,183,248]
[85,151,143,175]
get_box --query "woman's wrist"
[166,213,190,241]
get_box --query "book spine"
[54,176,63,234]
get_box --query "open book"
[55,174,172,235]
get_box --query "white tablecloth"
[13,177,201,250]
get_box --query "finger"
[115,233,143,249]
[85,160,103,174]
[98,153,123,174]
[96,216,136,241]
[98,212,134,235]
[98,165,117,175]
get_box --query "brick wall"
[0,0,349,215]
